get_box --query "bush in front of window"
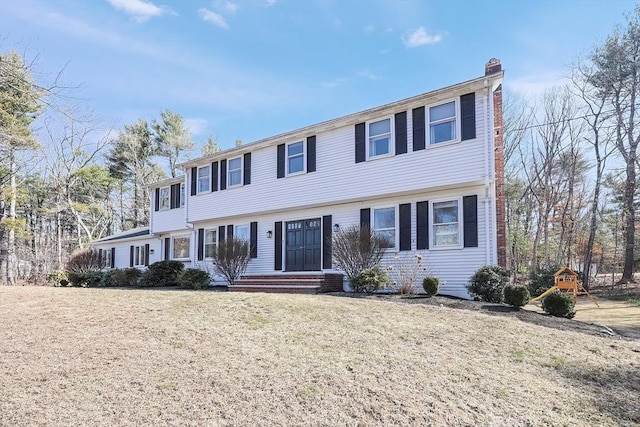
[66,270,105,288]
[541,290,576,318]
[209,237,250,286]
[502,283,530,308]
[332,225,388,283]
[109,268,142,287]
[178,268,211,290]
[350,266,390,293]
[422,276,440,297]
[139,260,185,287]
[467,265,510,303]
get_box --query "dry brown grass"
[1,286,639,426]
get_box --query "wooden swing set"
[531,267,599,307]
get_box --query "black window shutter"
[461,93,476,141]
[416,201,429,250]
[463,195,478,247]
[111,247,115,268]
[277,144,285,178]
[250,221,258,258]
[154,188,160,211]
[355,122,366,163]
[164,237,170,260]
[144,244,150,267]
[399,203,411,251]
[360,208,371,228]
[175,183,182,207]
[190,167,197,196]
[129,245,134,267]
[274,221,283,270]
[227,224,234,239]
[218,225,226,243]
[98,249,103,264]
[412,106,425,151]
[395,112,407,155]
[220,159,227,190]
[211,161,219,192]
[169,185,176,209]
[197,228,204,261]
[307,136,316,173]
[322,215,332,269]
[243,153,251,185]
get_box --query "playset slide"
[531,285,558,302]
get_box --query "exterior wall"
[191,185,487,298]
[92,237,162,269]
[188,87,488,223]
[153,207,186,233]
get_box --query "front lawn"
[1,286,638,426]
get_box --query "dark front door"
[285,218,321,271]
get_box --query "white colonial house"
[92,59,506,298]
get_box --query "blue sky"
[0,0,635,151]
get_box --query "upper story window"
[228,157,242,187]
[204,229,217,258]
[159,187,170,211]
[198,166,210,193]
[368,118,392,158]
[235,224,249,242]
[173,236,190,259]
[429,101,457,144]
[287,141,304,174]
[432,199,461,247]
[373,207,396,248]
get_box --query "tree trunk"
[7,150,17,286]
[619,146,637,283]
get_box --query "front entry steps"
[229,273,344,294]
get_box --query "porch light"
[333,224,340,232]
[266,230,273,239]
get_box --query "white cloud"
[364,24,375,33]
[106,0,172,22]
[215,0,239,14]
[198,8,229,29]
[401,27,442,48]
[265,0,277,6]
[358,69,382,81]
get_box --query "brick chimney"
[485,58,501,75]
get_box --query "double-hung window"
[368,118,392,158]
[173,236,190,259]
[432,199,461,247]
[429,101,457,144]
[228,157,242,187]
[198,166,210,193]
[204,229,216,258]
[235,224,249,242]
[159,187,170,211]
[134,245,146,266]
[373,207,396,248]
[287,141,304,174]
